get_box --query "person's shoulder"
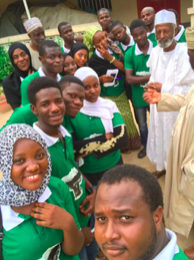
[2,72,15,85]
[125,44,135,56]
[48,176,69,194]
[176,42,188,52]
[173,247,189,260]
[22,71,39,84]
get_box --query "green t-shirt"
[0,104,37,132]
[2,176,80,260]
[124,41,157,107]
[118,37,134,55]
[173,248,189,260]
[148,32,157,43]
[66,111,124,174]
[93,51,125,97]
[21,71,40,106]
[176,29,186,43]
[33,124,89,228]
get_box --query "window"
[78,0,112,13]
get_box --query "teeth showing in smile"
[26,174,39,180]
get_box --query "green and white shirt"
[0,104,37,132]
[66,111,124,174]
[153,229,189,260]
[21,67,61,106]
[147,28,157,43]
[118,36,135,54]
[33,123,89,228]
[61,41,76,53]
[2,177,80,260]
[174,25,186,43]
[124,40,157,107]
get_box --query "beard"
[136,219,157,260]
[157,32,175,49]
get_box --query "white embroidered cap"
[155,9,176,26]
[23,17,43,34]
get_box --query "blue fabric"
[79,214,99,260]
[134,106,149,148]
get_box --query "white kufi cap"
[155,9,176,26]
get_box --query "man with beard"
[145,9,194,178]
[94,164,189,260]
[141,7,156,43]
[24,17,46,70]
[143,27,194,259]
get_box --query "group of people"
[1,5,194,260]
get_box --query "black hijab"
[2,42,35,108]
[69,42,89,63]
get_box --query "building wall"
[181,0,192,23]
[110,0,138,26]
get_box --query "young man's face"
[31,87,65,127]
[28,27,46,46]
[131,26,148,47]
[62,82,85,118]
[111,24,127,43]
[98,11,111,31]
[39,46,64,74]
[141,9,155,27]
[95,180,163,260]
[60,24,74,43]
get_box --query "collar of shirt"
[20,77,24,82]
[38,67,61,82]
[153,229,179,260]
[1,187,51,231]
[147,27,156,36]
[33,122,71,147]
[95,48,113,59]
[174,25,185,41]
[121,36,134,51]
[135,39,153,55]
[63,40,76,53]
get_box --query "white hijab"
[74,67,119,133]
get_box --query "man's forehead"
[32,27,44,34]
[65,83,85,93]
[98,11,110,18]
[62,24,72,32]
[155,23,172,29]
[44,46,61,55]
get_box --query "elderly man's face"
[95,180,163,260]
[155,23,175,49]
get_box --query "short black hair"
[27,77,62,105]
[60,75,85,90]
[97,164,164,213]
[130,19,146,33]
[97,8,110,16]
[168,9,178,20]
[110,20,124,31]
[39,40,60,56]
[58,22,70,34]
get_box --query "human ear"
[30,104,38,116]
[153,206,163,233]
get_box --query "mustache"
[102,242,126,250]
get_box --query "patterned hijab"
[83,26,101,58]
[0,124,51,206]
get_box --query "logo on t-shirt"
[62,167,83,200]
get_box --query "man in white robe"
[146,9,194,177]
[143,28,194,259]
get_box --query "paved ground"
[1,107,194,252]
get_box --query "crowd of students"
[0,6,193,260]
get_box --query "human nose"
[26,161,39,172]
[74,98,83,106]
[50,102,60,112]
[104,221,120,241]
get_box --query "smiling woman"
[69,42,89,68]
[2,43,35,110]
[0,124,84,260]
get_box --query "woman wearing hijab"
[0,124,83,260]
[69,42,89,68]
[66,67,128,186]
[84,26,141,152]
[60,53,77,76]
[2,43,35,110]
